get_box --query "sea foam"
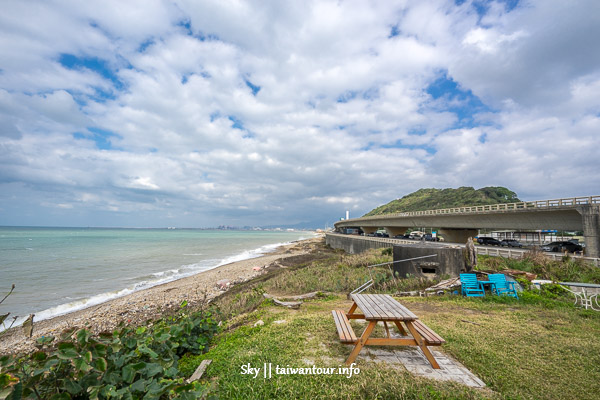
[1,234,313,331]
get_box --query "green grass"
[401,296,600,399]
[181,292,600,399]
[181,299,493,400]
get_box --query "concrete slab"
[359,347,486,388]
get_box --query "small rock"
[254,320,264,327]
[216,279,231,290]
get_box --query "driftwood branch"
[263,294,302,309]
[187,359,212,383]
[275,291,324,301]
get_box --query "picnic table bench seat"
[332,309,357,344]
[411,320,445,346]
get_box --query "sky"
[1,0,599,228]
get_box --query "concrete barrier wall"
[325,233,394,254]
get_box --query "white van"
[409,231,425,239]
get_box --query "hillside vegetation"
[364,186,520,217]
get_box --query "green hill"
[363,186,520,217]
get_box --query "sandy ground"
[0,236,323,355]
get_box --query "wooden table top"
[350,293,418,321]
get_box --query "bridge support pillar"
[361,226,377,235]
[438,228,478,244]
[582,205,600,258]
[385,226,409,237]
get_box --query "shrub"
[477,250,600,284]
[0,306,219,399]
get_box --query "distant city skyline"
[1,0,599,228]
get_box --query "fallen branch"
[271,291,324,301]
[187,359,212,383]
[263,294,302,309]
[460,319,482,326]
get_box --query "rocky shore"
[0,236,323,355]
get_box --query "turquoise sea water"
[0,227,313,329]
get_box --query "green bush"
[0,307,219,399]
[478,251,600,284]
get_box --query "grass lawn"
[181,294,600,399]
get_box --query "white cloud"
[0,0,599,227]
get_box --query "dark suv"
[541,241,583,253]
[477,237,501,246]
[500,239,523,248]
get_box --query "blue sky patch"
[59,54,123,90]
[73,127,121,150]
[408,128,427,136]
[245,79,261,95]
[138,39,155,53]
[455,0,520,18]
[178,19,193,35]
[426,73,492,128]
[337,91,358,103]
[228,116,244,130]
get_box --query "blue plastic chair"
[488,274,519,299]
[460,273,485,297]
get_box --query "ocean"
[0,227,314,330]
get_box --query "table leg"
[347,302,358,315]
[405,321,440,369]
[393,321,407,336]
[383,322,390,338]
[345,320,376,366]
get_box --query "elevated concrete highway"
[334,196,600,258]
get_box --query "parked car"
[477,237,501,246]
[541,241,583,253]
[409,231,425,240]
[500,239,523,248]
[422,233,439,242]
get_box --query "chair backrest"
[488,274,509,289]
[460,273,479,288]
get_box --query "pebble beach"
[0,237,322,355]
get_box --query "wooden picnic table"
[332,293,444,369]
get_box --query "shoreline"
[0,236,323,355]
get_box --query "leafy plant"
[0,306,219,399]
